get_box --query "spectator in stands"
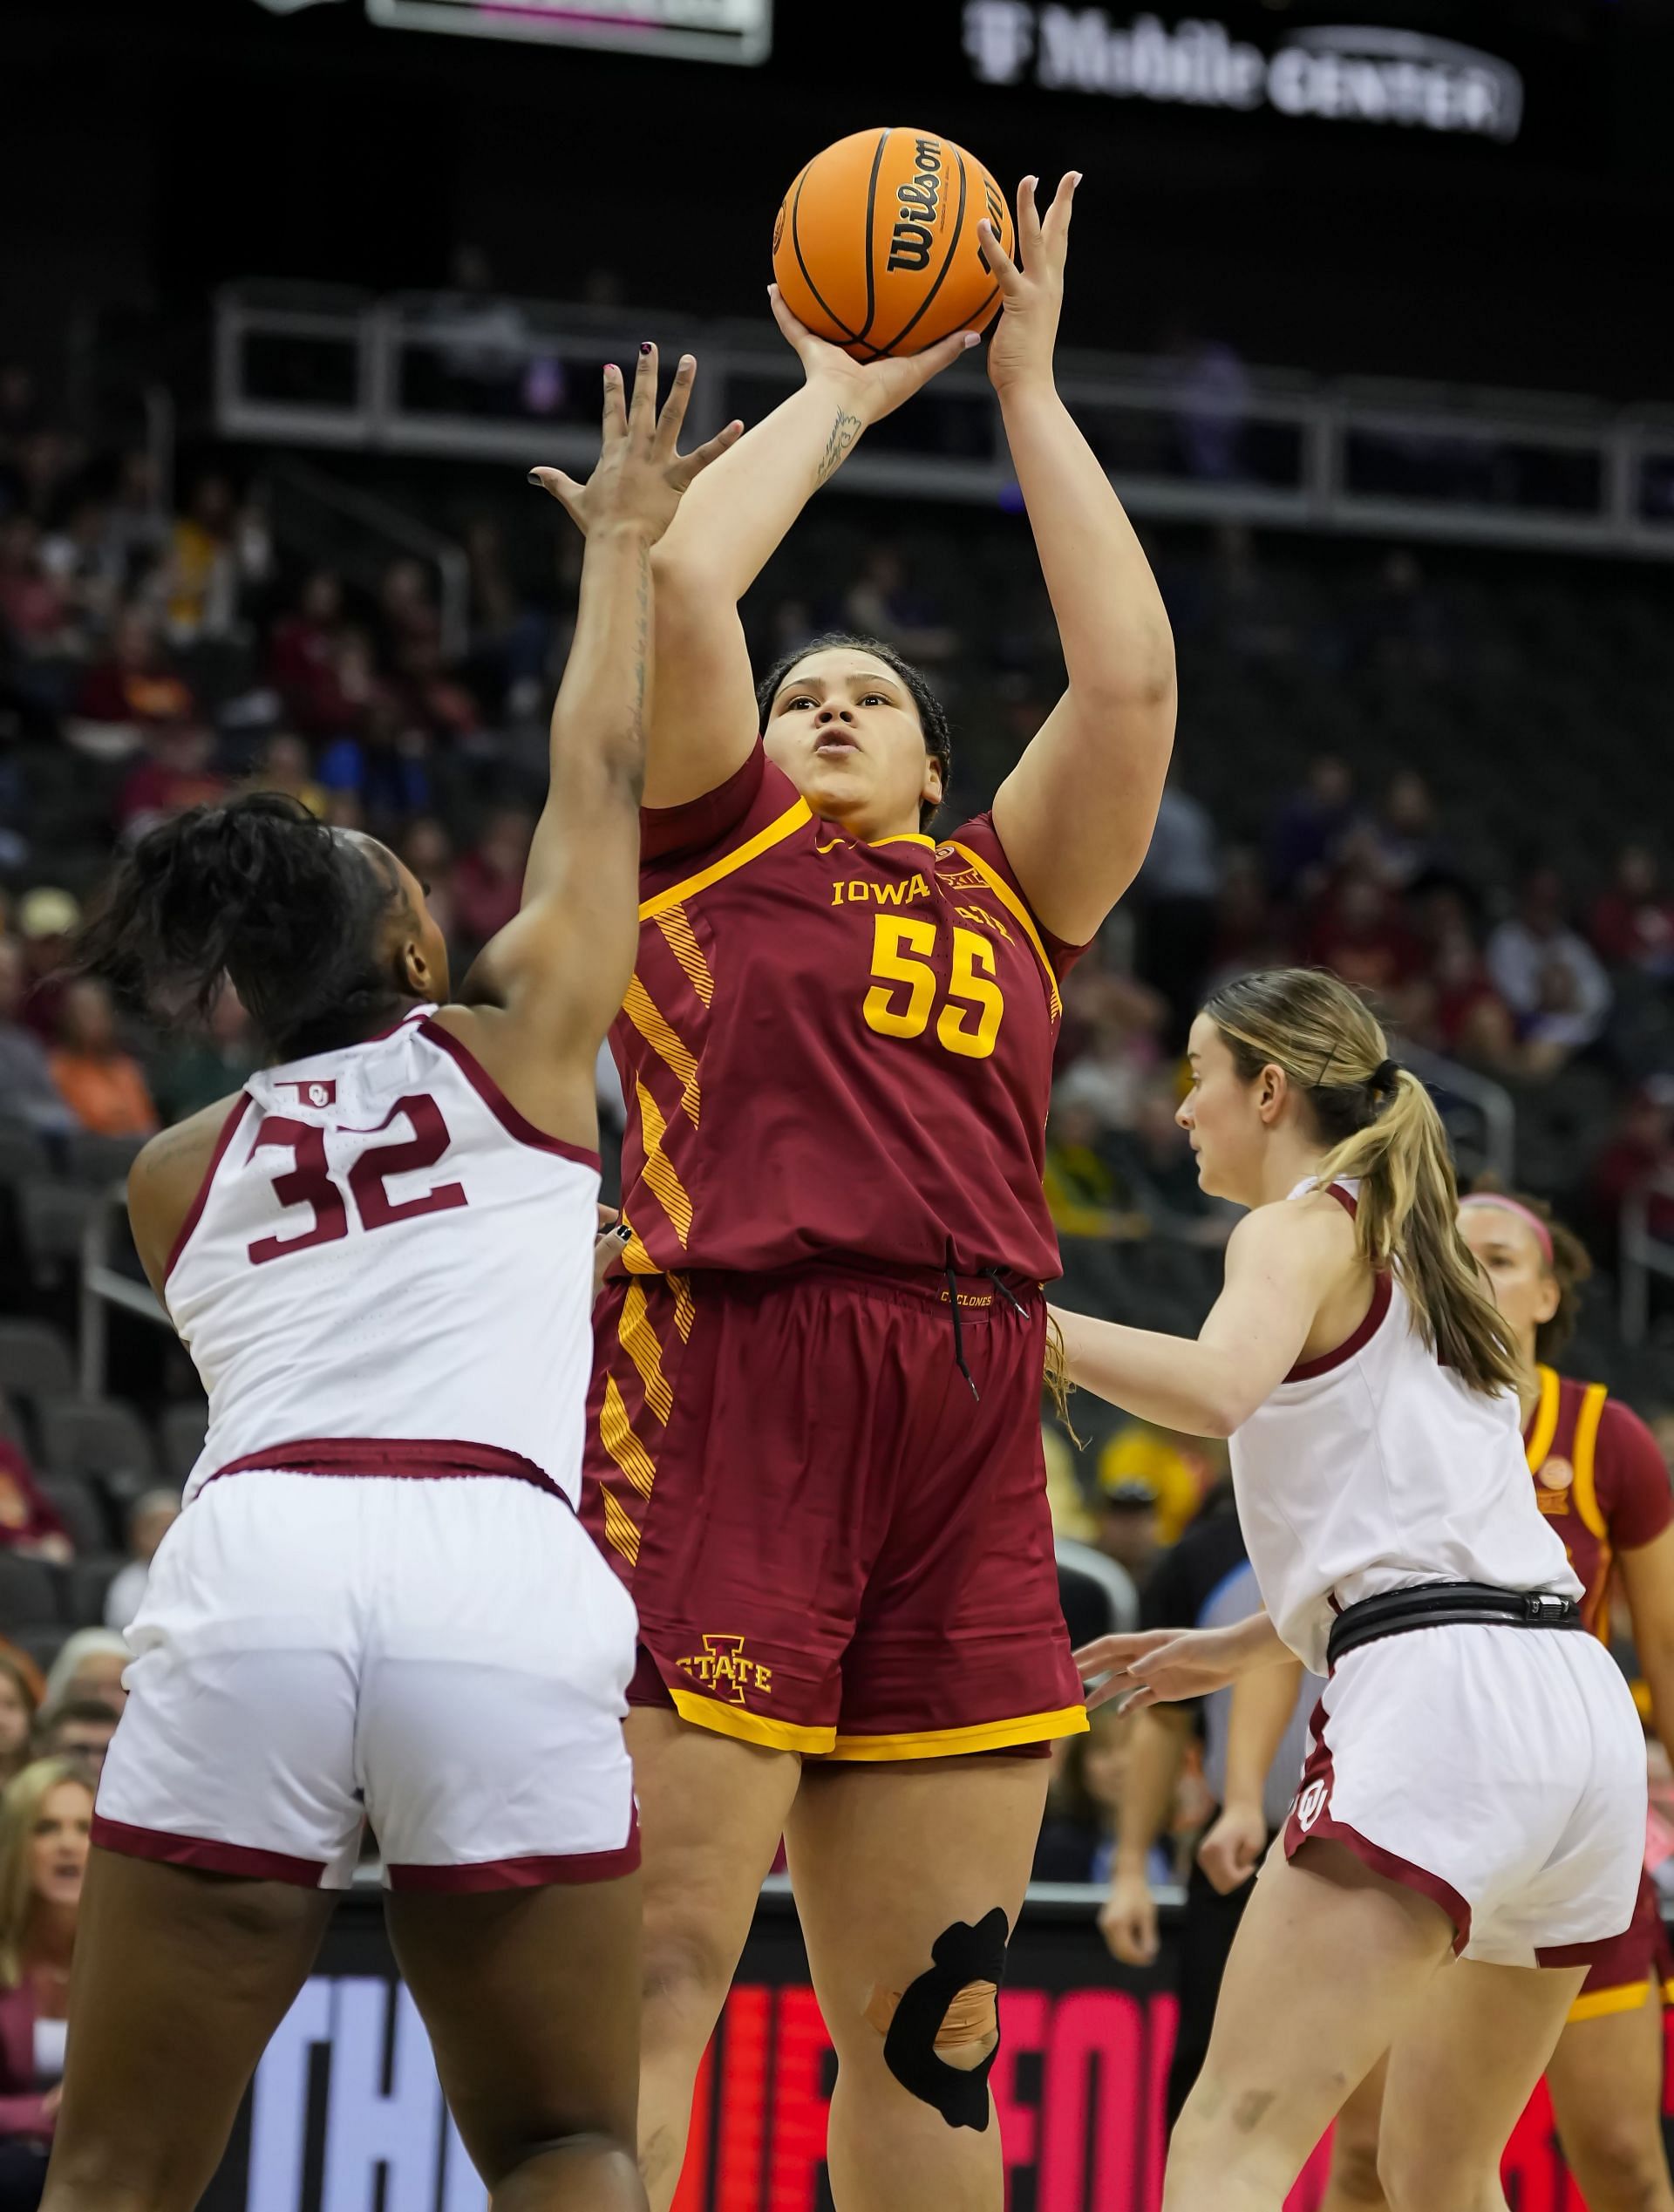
[162,474,268,646]
[99,451,169,590]
[47,980,156,1140]
[1042,1098,1147,1242]
[73,606,195,732]
[101,1492,180,1634]
[1590,1083,1674,1249]
[840,545,959,665]
[32,1704,116,1779]
[1033,1708,1170,1885]
[268,570,346,732]
[1052,976,1167,1133]
[0,1758,92,2195]
[453,805,534,950]
[1591,843,1674,981]
[1109,1075,1234,1242]
[398,818,457,949]
[1301,864,1423,1007]
[146,986,255,1126]
[1207,848,1291,991]
[0,1665,37,1789]
[317,698,429,830]
[37,499,121,654]
[1267,752,1356,900]
[243,731,323,820]
[1364,770,1445,892]
[115,723,228,843]
[12,893,78,1049]
[40,1635,126,1720]
[1133,785,1220,1045]
[1097,1419,1216,1550]
[1487,865,1612,1055]
[0,521,70,663]
[0,939,73,1136]
[1092,1474,1161,1583]
[0,1440,70,1568]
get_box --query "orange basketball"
[772,127,1014,362]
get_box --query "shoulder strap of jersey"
[1570,1379,1609,1542]
[1525,1364,1562,1476]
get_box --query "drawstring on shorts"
[942,1250,1032,1402]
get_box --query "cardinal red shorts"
[582,1261,1087,1760]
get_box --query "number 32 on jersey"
[862,915,1004,1060]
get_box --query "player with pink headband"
[1204,1179,1674,2212]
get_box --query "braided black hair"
[73,793,412,1062]
[755,632,952,834]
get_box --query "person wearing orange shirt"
[48,980,156,1140]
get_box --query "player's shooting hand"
[1196,1800,1268,1896]
[981,172,1079,399]
[768,284,981,430]
[529,346,743,542]
[1076,1625,1237,1714]
[1099,1868,1160,1966]
[593,1206,631,1302]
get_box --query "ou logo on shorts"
[1295,1779,1329,1833]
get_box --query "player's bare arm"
[1076,1610,1293,1716]
[614,295,978,808]
[983,175,1177,947]
[126,1091,248,1298]
[454,347,740,1134]
[1050,1201,1347,1439]
[1619,1523,1674,1757]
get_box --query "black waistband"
[1326,1581,1583,1671]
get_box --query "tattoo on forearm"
[815,409,863,487]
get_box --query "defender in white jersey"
[43,351,741,2212]
[1056,968,1645,2212]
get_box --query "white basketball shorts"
[94,1469,639,1889]
[1282,1620,1645,1967]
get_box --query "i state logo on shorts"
[1294,1778,1329,1833]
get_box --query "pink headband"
[1459,1194,1554,1266]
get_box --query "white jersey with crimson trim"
[167,1006,601,1509]
[1230,1179,1580,1675]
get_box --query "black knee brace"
[874,1908,1009,2131]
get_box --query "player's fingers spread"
[602,362,628,439]
[977,218,1021,290]
[629,342,659,438]
[1046,171,1081,259]
[654,353,698,453]
[670,419,744,493]
[530,469,587,527]
[1017,174,1044,258]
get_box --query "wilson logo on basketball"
[886,137,943,274]
[1295,1779,1329,1833]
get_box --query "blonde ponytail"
[1205,970,1522,1399]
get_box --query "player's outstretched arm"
[455,351,739,1113]
[1198,1655,1304,1894]
[594,296,978,810]
[984,175,1178,947]
[1050,1204,1327,1438]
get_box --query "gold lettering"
[847,881,870,902]
[909,873,930,901]
[832,882,845,906]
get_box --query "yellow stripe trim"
[669,1272,695,1344]
[946,842,1062,1020]
[1567,1974,1658,2024]
[1572,1380,1609,1542]
[600,1487,640,1567]
[667,1685,834,1753]
[868,832,937,849]
[617,1283,674,1426]
[826,1704,1091,1762]
[623,976,701,1127]
[653,904,713,1008]
[639,798,813,922]
[599,1375,657,1499]
[634,1079,693,1246]
[1525,1364,1562,1476]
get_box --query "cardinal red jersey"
[1524,1365,1674,1641]
[612,742,1087,1281]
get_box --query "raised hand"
[529,345,743,543]
[978,171,1079,398]
[768,283,981,432]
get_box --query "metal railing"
[1399,1045,1516,1186]
[214,282,1674,560]
[78,1186,168,1399]
[1620,1175,1674,1348]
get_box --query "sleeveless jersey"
[1228,1181,1580,1674]
[1524,1365,1673,1642]
[167,1009,601,1508]
[612,742,1087,1282]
